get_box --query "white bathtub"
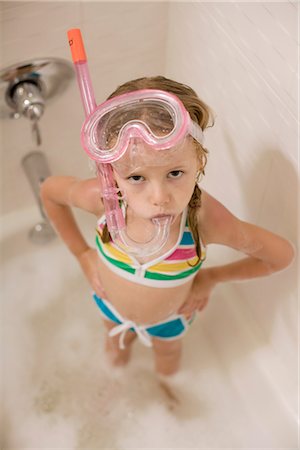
[1,206,298,448]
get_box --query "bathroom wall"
[165,1,298,414]
[1,1,168,214]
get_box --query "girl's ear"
[193,142,207,170]
[195,156,207,184]
[199,152,207,171]
[195,169,203,184]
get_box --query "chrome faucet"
[0,58,74,243]
[9,80,45,121]
[7,78,45,145]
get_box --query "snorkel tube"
[67,29,171,257]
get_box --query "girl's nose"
[150,182,170,207]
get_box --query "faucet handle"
[32,119,42,146]
[12,81,45,120]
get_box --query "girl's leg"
[152,338,182,375]
[103,319,137,366]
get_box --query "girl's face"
[112,139,200,223]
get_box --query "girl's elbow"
[284,240,296,267]
[272,240,296,272]
[40,176,68,204]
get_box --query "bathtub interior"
[1,207,297,448]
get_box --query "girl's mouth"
[151,214,176,225]
[152,214,171,219]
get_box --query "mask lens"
[95,100,176,151]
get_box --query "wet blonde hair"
[102,76,214,261]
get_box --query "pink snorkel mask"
[67,29,204,258]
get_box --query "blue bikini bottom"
[92,293,195,349]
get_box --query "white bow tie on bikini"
[108,320,153,349]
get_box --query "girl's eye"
[127,175,145,184]
[168,170,183,179]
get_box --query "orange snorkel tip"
[67,28,87,63]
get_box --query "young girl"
[41,76,294,376]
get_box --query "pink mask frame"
[81,89,204,163]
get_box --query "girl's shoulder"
[70,176,104,216]
[197,190,241,246]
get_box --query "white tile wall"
[166,1,297,221]
[165,1,298,437]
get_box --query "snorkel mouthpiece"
[67,28,171,257]
[111,215,172,258]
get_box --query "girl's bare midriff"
[95,256,194,324]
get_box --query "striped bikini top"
[95,208,206,288]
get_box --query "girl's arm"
[40,176,103,258]
[179,191,295,317]
[199,191,295,283]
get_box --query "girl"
[41,76,294,376]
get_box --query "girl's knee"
[152,338,182,356]
[152,338,182,375]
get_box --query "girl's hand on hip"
[178,269,217,317]
[77,247,107,297]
